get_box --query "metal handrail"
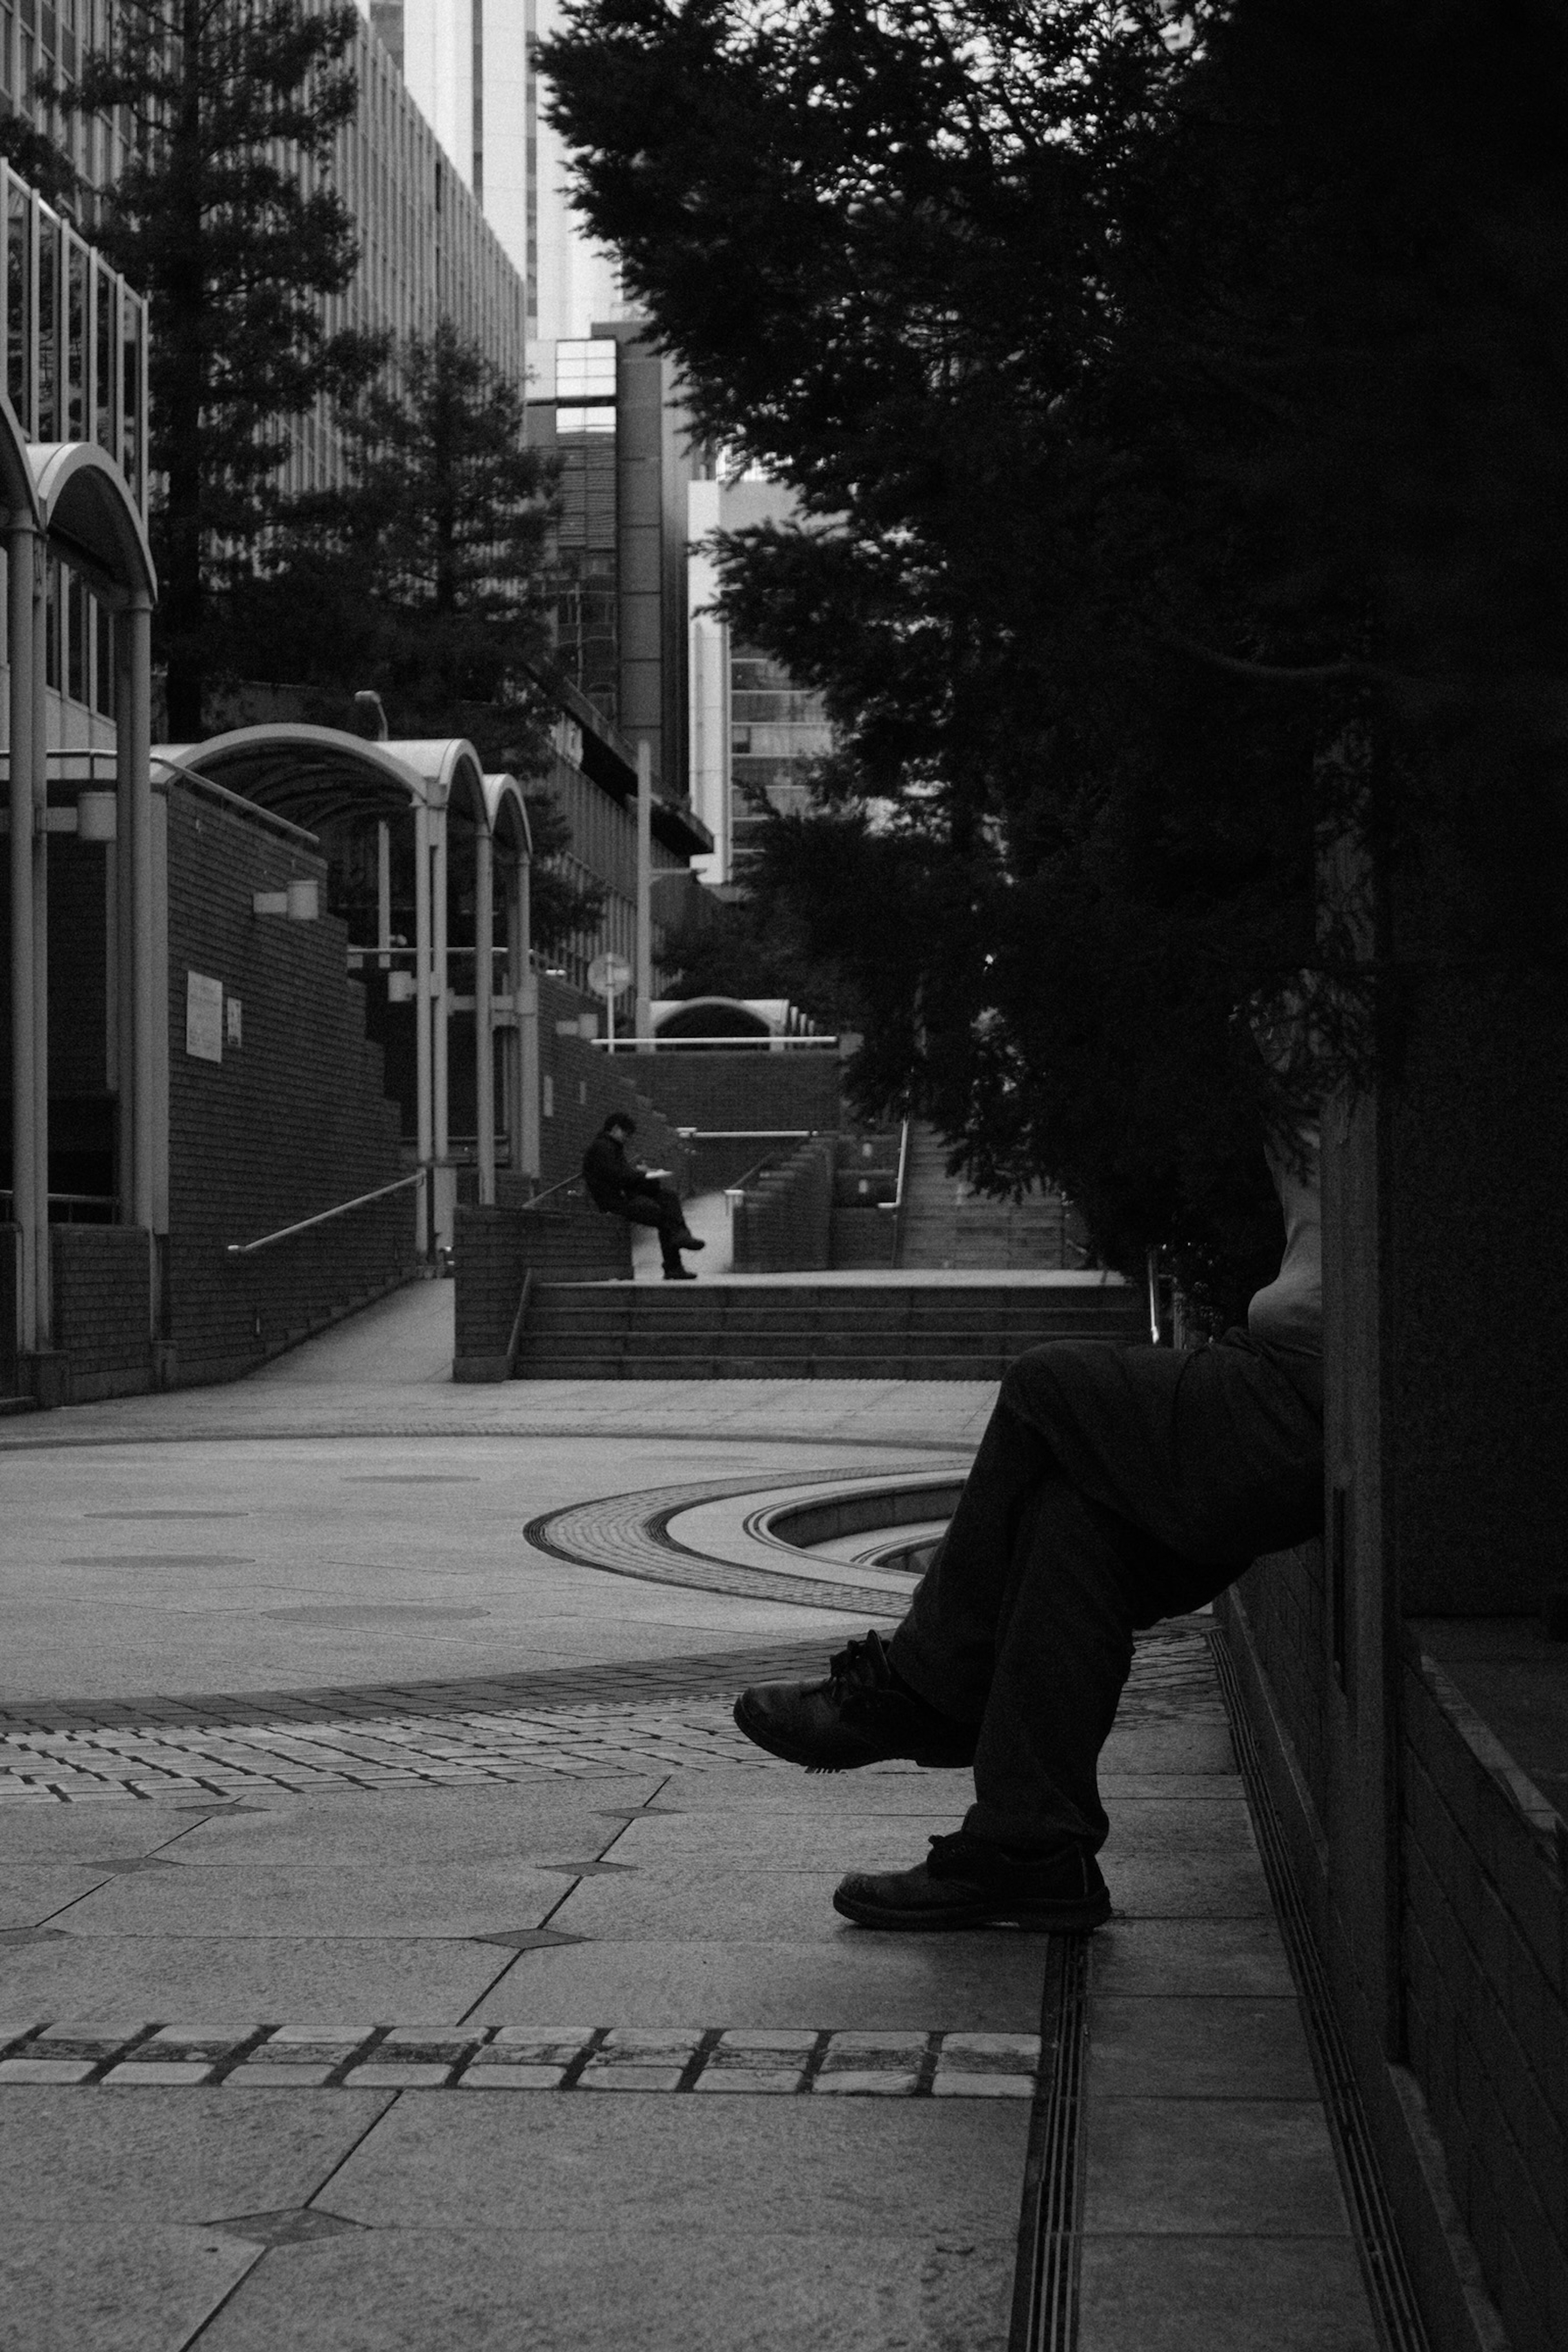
[591,1036,839,1052]
[880,1116,912,1268]
[504,1268,535,1374]
[521,1172,588,1210]
[877,1117,912,1217]
[226,1169,424,1257]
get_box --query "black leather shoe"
[833,1831,1111,1931]
[663,1266,698,1280]
[733,1630,978,1772]
[678,1231,706,1249]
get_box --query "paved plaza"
[0,1283,1385,2349]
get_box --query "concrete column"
[474,822,494,1205]
[433,808,449,1167]
[29,541,49,1342]
[413,797,432,1255]
[376,819,391,969]
[502,862,521,1170]
[518,849,539,1180]
[6,519,37,1352]
[635,737,652,1045]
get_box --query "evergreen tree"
[237,319,598,954]
[51,0,379,736]
[234,318,559,765]
[543,0,1568,1305]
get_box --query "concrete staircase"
[510,1274,1142,1379]
[896,1124,1083,1271]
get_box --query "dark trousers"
[615,1183,692,1272]
[888,1335,1323,1853]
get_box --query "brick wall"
[164,784,415,1386]
[537,978,691,1194]
[731,1137,835,1272]
[606,1047,844,1136]
[51,1227,151,1401]
[1227,1541,1331,1829]
[453,1203,631,1374]
[1399,1639,1568,2352]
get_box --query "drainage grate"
[1008,1933,1092,2352]
[1207,1628,1432,2352]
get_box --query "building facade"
[688,473,835,884]
[5,0,529,503]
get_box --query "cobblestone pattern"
[0,2022,1041,2098]
[0,1627,1211,1805]
[0,1693,777,1805]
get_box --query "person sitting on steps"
[581,1111,706,1281]
[733,1094,1323,1933]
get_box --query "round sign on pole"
[588,951,633,999]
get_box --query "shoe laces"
[823,1628,894,1701]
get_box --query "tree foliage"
[543,0,1568,1302]
[233,319,559,765]
[53,0,380,735]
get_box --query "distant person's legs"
[617,1186,704,1277]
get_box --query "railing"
[591,1035,840,1052]
[878,1117,912,1265]
[225,1169,424,1257]
[503,1268,534,1375]
[0,1190,118,1225]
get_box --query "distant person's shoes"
[678,1231,706,1249]
[664,1266,698,1280]
[733,1628,978,1772]
[833,1832,1111,1932]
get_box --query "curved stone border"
[523,1472,956,1613]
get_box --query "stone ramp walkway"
[0,1626,1386,2349]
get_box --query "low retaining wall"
[453,1203,633,1379]
[730,1138,835,1273]
[52,1225,154,1403]
[1221,1551,1562,2352]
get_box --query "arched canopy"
[29,442,155,603]
[168,724,432,829]
[0,394,40,526]
[655,997,775,1041]
[483,772,532,857]
[387,737,488,824]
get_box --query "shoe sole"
[831,1885,1112,1933]
[731,1695,975,1775]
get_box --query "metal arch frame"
[175,725,538,1248]
[477,773,536,1204]
[6,415,156,1370]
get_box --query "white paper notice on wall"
[186,970,224,1062]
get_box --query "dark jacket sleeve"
[582,1133,635,1210]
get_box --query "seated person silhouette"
[581,1112,706,1281]
[734,1105,1322,1931]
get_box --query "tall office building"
[4,1,528,501]
[526,325,706,805]
[688,474,835,884]
[379,0,630,351]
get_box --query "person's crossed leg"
[735,1333,1323,1931]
